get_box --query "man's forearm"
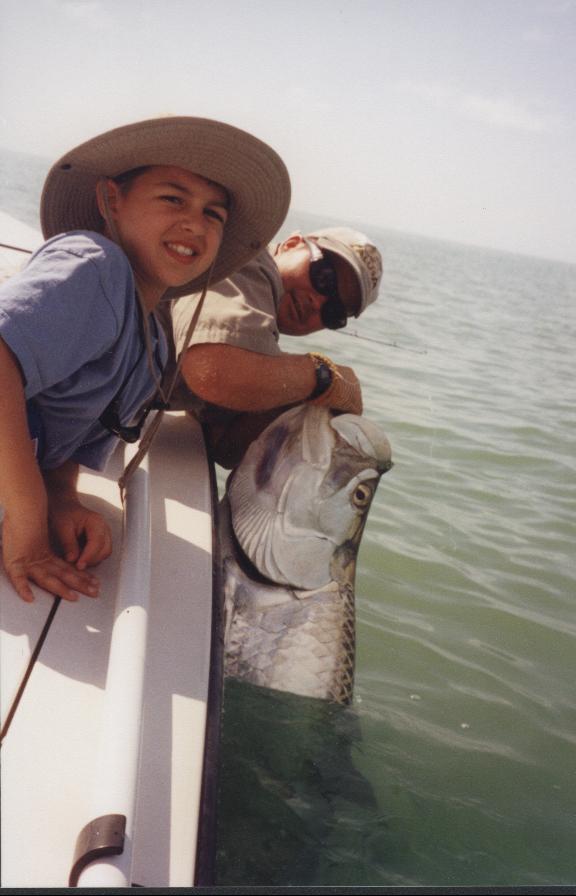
[181,343,316,412]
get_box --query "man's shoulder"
[174,248,281,313]
[238,246,280,281]
[169,245,282,357]
[223,247,281,307]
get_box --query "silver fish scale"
[224,570,356,704]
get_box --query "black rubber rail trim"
[193,433,224,886]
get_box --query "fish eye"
[352,482,373,508]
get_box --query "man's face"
[275,234,360,336]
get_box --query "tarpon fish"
[220,404,392,704]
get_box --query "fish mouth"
[228,405,392,591]
[330,413,392,473]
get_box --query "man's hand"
[311,361,363,416]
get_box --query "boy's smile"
[101,166,229,308]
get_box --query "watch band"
[308,353,335,400]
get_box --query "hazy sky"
[1,0,575,262]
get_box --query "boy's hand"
[0,345,106,603]
[2,512,101,603]
[48,498,113,570]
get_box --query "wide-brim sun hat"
[307,226,383,316]
[40,116,291,297]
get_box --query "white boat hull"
[1,412,219,887]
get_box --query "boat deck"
[1,412,218,887]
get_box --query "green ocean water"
[216,212,576,887]
[2,148,575,888]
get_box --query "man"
[164,227,383,468]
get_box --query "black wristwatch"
[308,353,334,399]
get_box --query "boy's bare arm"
[0,338,100,602]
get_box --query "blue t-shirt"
[0,231,167,470]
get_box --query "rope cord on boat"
[0,241,33,254]
[0,597,62,743]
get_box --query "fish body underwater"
[220,404,392,704]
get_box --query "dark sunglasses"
[303,237,348,330]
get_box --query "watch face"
[317,362,332,390]
[313,360,333,397]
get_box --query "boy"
[0,116,290,603]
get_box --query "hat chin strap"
[97,177,152,304]
[96,178,164,402]
[96,175,223,496]
[117,249,220,501]
[96,177,123,246]
[97,174,216,413]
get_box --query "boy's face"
[275,235,359,336]
[101,165,229,307]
